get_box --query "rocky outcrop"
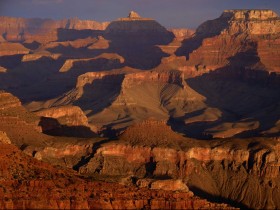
[0,91,22,110]
[76,69,184,94]
[150,179,190,192]
[0,131,11,144]
[35,105,98,137]
[0,66,7,73]
[78,137,280,209]
[59,53,124,72]
[122,70,185,88]
[170,28,195,41]
[21,53,61,62]
[120,119,185,146]
[42,37,99,50]
[0,43,29,56]
[128,11,141,19]
[33,140,95,168]
[36,105,89,127]
[87,36,110,49]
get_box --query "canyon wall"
[0,140,233,210]
[177,9,280,82]
[0,16,109,43]
[76,138,280,209]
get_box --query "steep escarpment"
[0,141,232,209]
[177,9,280,80]
[103,12,174,69]
[196,10,279,36]
[105,11,173,43]
[77,137,280,209]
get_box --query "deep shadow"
[98,118,134,138]
[189,186,250,209]
[187,51,279,139]
[167,117,214,140]
[0,55,124,103]
[176,15,231,59]
[73,138,112,171]
[74,74,125,113]
[145,157,156,177]
[22,41,41,50]
[103,20,174,70]
[57,28,104,41]
[39,117,97,138]
[0,20,175,104]
[0,54,24,69]
[171,43,280,139]
[0,56,67,102]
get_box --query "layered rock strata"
[76,137,280,209]
[177,9,280,80]
[0,142,233,209]
[0,16,109,43]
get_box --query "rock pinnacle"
[128,11,141,19]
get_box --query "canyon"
[0,9,279,209]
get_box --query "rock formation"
[0,10,279,209]
[128,11,141,19]
[36,105,89,127]
[0,131,11,144]
[36,105,97,137]
[0,91,47,146]
[105,12,173,42]
[0,66,7,73]
[170,28,195,41]
[120,119,185,146]
[177,9,280,77]
[78,137,280,209]
[150,179,190,192]
[36,69,203,136]
[59,53,124,73]
[0,43,29,56]
[0,141,233,209]
[0,16,109,43]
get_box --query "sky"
[0,0,279,29]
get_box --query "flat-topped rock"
[221,9,279,20]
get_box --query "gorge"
[0,9,279,209]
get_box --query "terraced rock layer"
[0,141,233,209]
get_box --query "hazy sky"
[0,0,279,28]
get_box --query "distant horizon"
[1,0,280,28]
